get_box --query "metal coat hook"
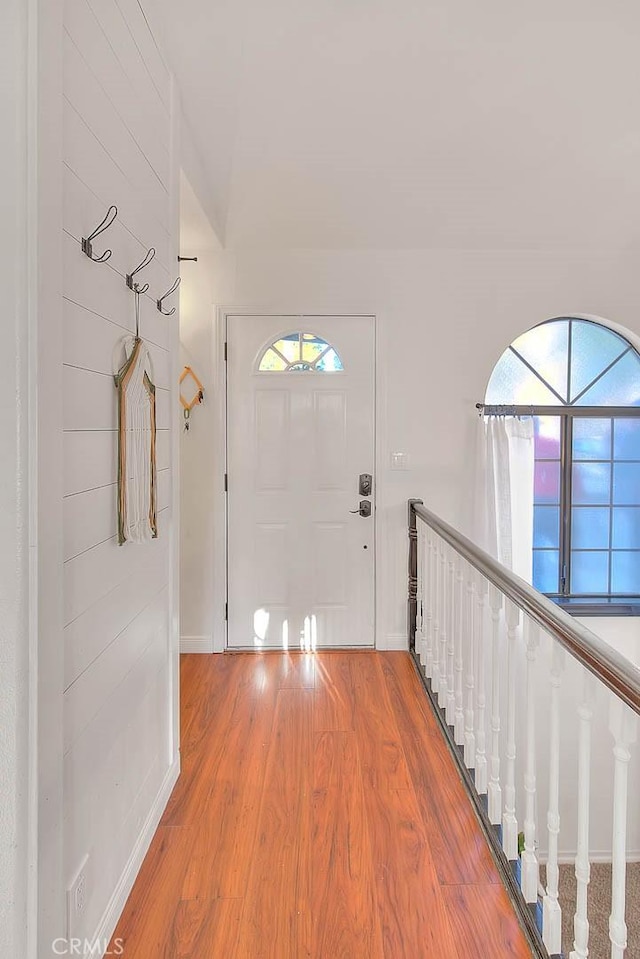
[157,276,181,315]
[126,247,155,294]
[82,205,118,262]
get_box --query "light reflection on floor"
[253,608,317,651]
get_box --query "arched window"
[486,318,640,607]
[258,332,344,372]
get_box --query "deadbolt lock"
[359,473,373,496]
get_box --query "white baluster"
[415,524,425,663]
[487,585,503,825]
[446,555,456,726]
[502,599,520,861]
[520,619,540,903]
[438,541,448,707]
[424,532,434,679]
[608,699,638,959]
[474,573,488,795]
[543,642,565,955]
[570,676,595,959]
[464,567,476,770]
[431,534,440,695]
[453,555,465,746]
[420,526,429,666]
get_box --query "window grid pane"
[258,332,344,372]
[533,549,560,593]
[532,415,561,592]
[570,550,610,594]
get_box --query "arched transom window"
[258,332,344,372]
[487,318,640,406]
[486,317,640,606]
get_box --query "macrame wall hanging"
[113,293,158,545]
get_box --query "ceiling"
[149,0,640,250]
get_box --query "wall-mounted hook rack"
[126,247,155,294]
[82,205,118,262]
[157,277,181,315]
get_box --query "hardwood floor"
[109,652,532,958]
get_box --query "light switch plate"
[390,452,409,470]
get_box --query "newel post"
[408,499,423,651]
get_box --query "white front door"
[226,315,375,649]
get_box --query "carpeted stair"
[540,862,640,958]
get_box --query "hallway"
[109,652,531,957]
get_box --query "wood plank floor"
[109,652,532,958]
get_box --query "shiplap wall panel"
[63,428,170,497]
[63,587,168,753]
[64,298,171,388]
[61,0,176,943]
[64,667,170,929]
[113,0,171,109]
[64,0,170,187]
[63,367,117,431]
[63,366,170,431]
[63,159,171,282]
[64,484,117,562]
[63,102,170,264]
[64,657,168,875]
[63,36,169,231]
[64,554,168,689]
[64,653,168,839]
[64,468,170,562]
[82,0,169,135]
[63,510,170,626]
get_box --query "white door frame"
[211,309,379,652]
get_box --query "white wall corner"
[180,112,225,246]
[180,635,215,653]
[90,756,180,958]
[380,633,409,651]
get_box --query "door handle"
[350,500,372,518]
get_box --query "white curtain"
[474,415,535,583]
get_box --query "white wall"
[181,246,639,648]
[178,175,223,652]
[0,2,31,955]
[581,617,640,668]
[61,0,180,950]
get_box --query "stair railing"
[408,499,640,959]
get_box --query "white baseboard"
[180,635,214,653]
[379,632,409,651]
[91,756,180,957]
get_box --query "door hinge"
[225,602,228,621]
[223,341,228,361]
[224,473,228,492]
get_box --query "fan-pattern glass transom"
[258,332,344,372]
[486,318,640,406]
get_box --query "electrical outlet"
[67,854,90,938]
[75,871,86,914]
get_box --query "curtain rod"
[477,403,640,417]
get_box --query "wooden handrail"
[409,499,640,715]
